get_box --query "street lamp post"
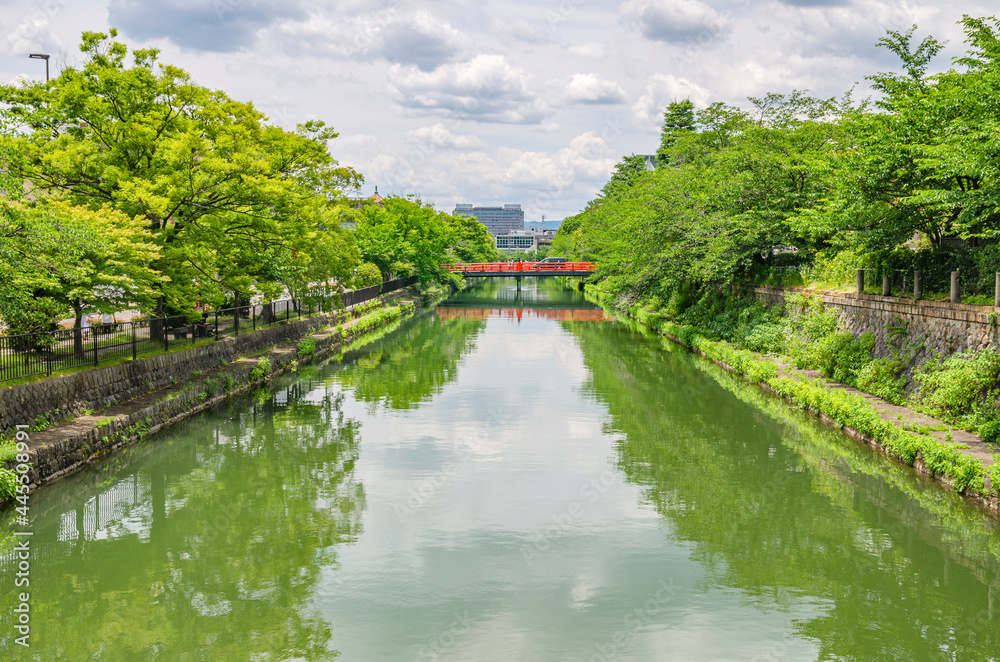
[29,53,50,81]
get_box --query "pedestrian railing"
[0,276,418,383]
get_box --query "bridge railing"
[441,262,595,273]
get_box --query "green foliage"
[203,378,219,398]
[296,337,317,359]
[856,359,907,405]
[912,350,1000,428]
[353,262,382,288]
[0,468,16,500]
[0,439,18,463]
[598,154,651,201]
[249,357,272,382]
[0,198,164,337]
[0,29,361,316]
[355,197,492,286]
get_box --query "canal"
[2,280,999,661]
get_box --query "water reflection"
[0,381,363,661]
[567,319,1000,661]
[2,282,999,661]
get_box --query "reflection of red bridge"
[441,262,595,277]
[436,307,610,322]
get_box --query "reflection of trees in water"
[454,279,586,307]
[335,316,486,410]
[568,321,1000,662]
[0,381,363,661]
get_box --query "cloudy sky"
[0,0,996,223]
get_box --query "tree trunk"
[72,304,84,360]
[150,295,165,341]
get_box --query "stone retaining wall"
[0,289,416,437]
[3,289,421,495]
[755,287,1000,360]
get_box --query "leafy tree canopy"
[0,29,361,316]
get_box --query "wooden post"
[994,273,1000,308]
[882,274,891,296]
[950,271,960,303]
[914,270,922,299]
[857,269,865,294]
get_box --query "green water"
[2,280,999,661]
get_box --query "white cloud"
[506,131,616,186]
[568,43,605,58]
[620,0,731,43]
[268,8,467,70]
[492,17,547,44]
[564,73,627,105]
[405,124,485,150]
[347,132,616,219]
[388,54,549,124]
[631,73,710,131]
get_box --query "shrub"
[743,322,787,354]
[249,357,272,382]
[0,468,16,500]
[203,378,219,398]
[354,262,383,288]
[296,337,317,359]
[856,359,906,405]
[913,350,1000,425]
[0,440,18,463]
[976,417,1000,445]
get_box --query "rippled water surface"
[2,280,999,661]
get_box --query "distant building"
[454,203,524,236]
[495,228,558,253]
[496,230,537,252]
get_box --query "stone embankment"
[755,286,1000,361]
[1,289,421,501]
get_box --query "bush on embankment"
[628,284,1000,441]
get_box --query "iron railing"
[0,275,418,383]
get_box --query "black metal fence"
[0,275,418,383]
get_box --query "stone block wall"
[755,287,1000,361]
[2,288,421,495]
[0,288,417,436]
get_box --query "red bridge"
[441,261,596,277]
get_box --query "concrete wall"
[755,287,1000,361]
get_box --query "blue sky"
[1,0,995,223]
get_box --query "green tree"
[353,197,460,286]
[448,211,499,263]
[0,29,361,316]
[0,198,163,355]
[353,262,383,288]
[655,99,696,166]
[598,154,651,201]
